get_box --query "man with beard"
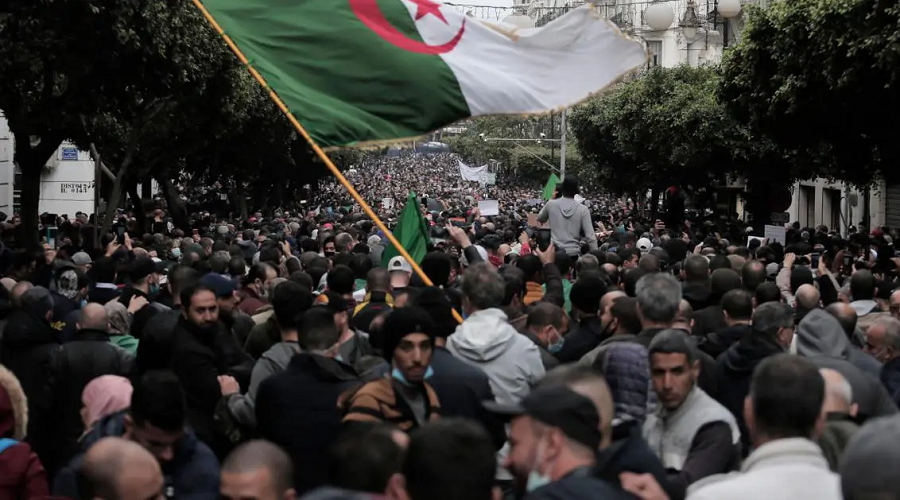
[238,263,276,316]
[118,257,165,339]
[170,283,251,458]
[200,273,254,347]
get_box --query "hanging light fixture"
[645,1,675,31]
[679,0,701,40]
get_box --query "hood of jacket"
[796,309,851,359]
[721,335,784,374]
[556,197,580,218]
[448,308,517,362]
[1,309,57,349]
[0,363,26,440]
[712,324,751,348]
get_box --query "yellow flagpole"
[190,0,464,323]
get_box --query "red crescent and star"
[348,0,466,55]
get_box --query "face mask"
[391,366,434,386]
[149,283,160,295]
[79,298,87,309]
[546,328,564,353]
[526,440,552,492]
[171,248,182,259]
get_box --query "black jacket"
[553,316,606,364]
[715,335,783,455]
[0,309,60,472]
[256,354,359,494]
[46,329,133,474]
[117,287,159,339]
[692,305,726,339]
[86,285,120,305]
[170,317,252,455]
[697,324,751,360]
[428,347,506,450]
[244,315,280,360]
[682,282,711,311]
[134,308,180,375]
[526,466,634,500]
[49,291,78,334]
[598,421,675,499]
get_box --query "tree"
[570,65,779,202]
[719,0,900,186]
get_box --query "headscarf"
[104,300,132,335]
[81,375,133,430]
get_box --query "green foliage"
[719,0,900,185]
[570,65,780,196]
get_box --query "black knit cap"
[413,287,457,338]
[569,275,608,315]
[380,306,435,362]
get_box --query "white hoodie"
[447,308,545,405]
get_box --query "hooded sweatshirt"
[796,309,882,378]
[447,308,545,405]
[537,197,598,256]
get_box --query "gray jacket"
[225,341,300,427]
[537,197,597,255]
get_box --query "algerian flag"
[382,191,431,266]
[200,0,646,148]
[542,173,561,201]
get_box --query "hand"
[445,224,472,249]
[891,257,900,270]
[106,239,121,257]
[123,232,132,251]
[818,254,828,276]
[535,242,556,265]
[128,295,149,313]
[684,220,692,229]
[620,473,669,500]
[518,231,529,245]
[280,240,291,256]
[682,232,690,243]
[784,252,796,269]
[218,375,240,396]
[693,243,703,255]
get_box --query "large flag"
[200,0,646,148]
[382,191,431,266]
[458,160,488,182]
[542,173,561,201]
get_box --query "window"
[647,41,662,68]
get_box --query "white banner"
[458,160,488,182]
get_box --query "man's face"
[393,333,432,383]
[324,242,336,255]
[125,417,185,464]
[218,292,240,315]
[623,255,638,269]
[650,352,698,410]
[186,290,219,328]
[890,294,900,320]
[221,468,288,500]
[255,268,276,297]
[599,302,617,334]
[503,416,540,484]
[865,325,894,363]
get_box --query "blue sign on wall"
[61,147,78,161]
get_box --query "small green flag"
[542,174,561,201]
[382,191,431,267]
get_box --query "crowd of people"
[0,150,898,500]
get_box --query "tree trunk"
[650,186,660,220]
[12,132,64,249]
[141,180,152,200]
[128,182,147,235]
[100,164,129,237]
[157,175,189,231]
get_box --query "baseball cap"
[128,257,157,283]
[388,256,412,274]
[636,237,652,254]
[71,251,92,266]
[484,385,602,449]
[199,273,238,297]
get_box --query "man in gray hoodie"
[537,175,597,256]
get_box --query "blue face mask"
[391,366,434,385]
[79,299,87,309]
[171,248,182,259]
[149,284,160,295]
[547,336,565,353]
[526,441,552,492]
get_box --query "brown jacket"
[340,377,440,431]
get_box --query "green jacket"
[109,334,139,356]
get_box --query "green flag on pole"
[382,191,431,267]
[542,174,561,201]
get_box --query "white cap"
[637,237,652,254]
[388,256,412,274]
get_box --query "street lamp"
[645,1,674,31]
[679,0,701,41]
[717,0,741,18]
